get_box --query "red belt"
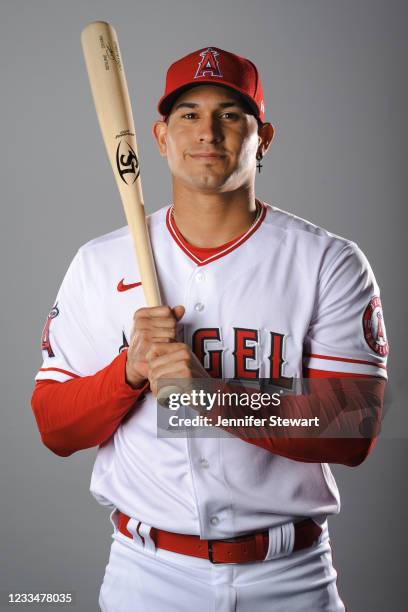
[117,511,322,564]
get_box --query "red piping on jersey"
[304,352,386,370]
[304,368,377,378]
[39,367,80,378]
[166,201,267,265]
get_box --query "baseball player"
[32,46,388,611]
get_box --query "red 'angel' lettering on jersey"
[192,328,223,378]
[233,328,259,380]
[118,324,294,382]
[268,332,293,388]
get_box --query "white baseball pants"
[99,510,346,612]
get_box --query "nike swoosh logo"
[117,279,142,292]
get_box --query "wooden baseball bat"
[81,21,179,404]
[81,21,161,307]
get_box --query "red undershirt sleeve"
[241,373,385,467]
[31,349,149,457]
[196,371,385,467]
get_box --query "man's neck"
[171,187,258,248]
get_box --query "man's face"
[153,85,262,193]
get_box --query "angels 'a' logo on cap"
[363,296,389,356]
[195,48,223,79]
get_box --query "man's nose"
[197,115,224,143]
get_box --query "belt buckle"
[207,538,243,565]
[207,540,218,564]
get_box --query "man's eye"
[180,112,240,120]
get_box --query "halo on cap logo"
[195,48,223,79]
[363,296,389,356]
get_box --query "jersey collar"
[165,200,267,266]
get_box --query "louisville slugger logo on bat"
[116,140,140,184]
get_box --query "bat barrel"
[81,21,161,307]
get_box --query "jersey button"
[194,302,204,312]
[210,516,220,526]
[199,457,209,469]
[195,272,206,283]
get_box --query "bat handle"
[156,324,187,408]
[157,384,184,408]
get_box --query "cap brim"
[158,81,260,120]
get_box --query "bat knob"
[157,384,187,409]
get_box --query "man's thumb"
[172,305,185,321]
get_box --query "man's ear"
[152,120,168,156]
[257,122,275,157]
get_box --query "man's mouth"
[189,152,226,160]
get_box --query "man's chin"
[187,173,231,192]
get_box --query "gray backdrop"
[1,0,406,610]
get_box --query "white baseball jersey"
[36,201,388,539]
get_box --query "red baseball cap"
[157,46,265,122]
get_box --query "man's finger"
[134,317,177,330]
[172,305,185,321]
[141,327,177,339]
[146,343,187,361]
[134,305,173,319]
[150,336,173,344]
[149,357,191,381]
